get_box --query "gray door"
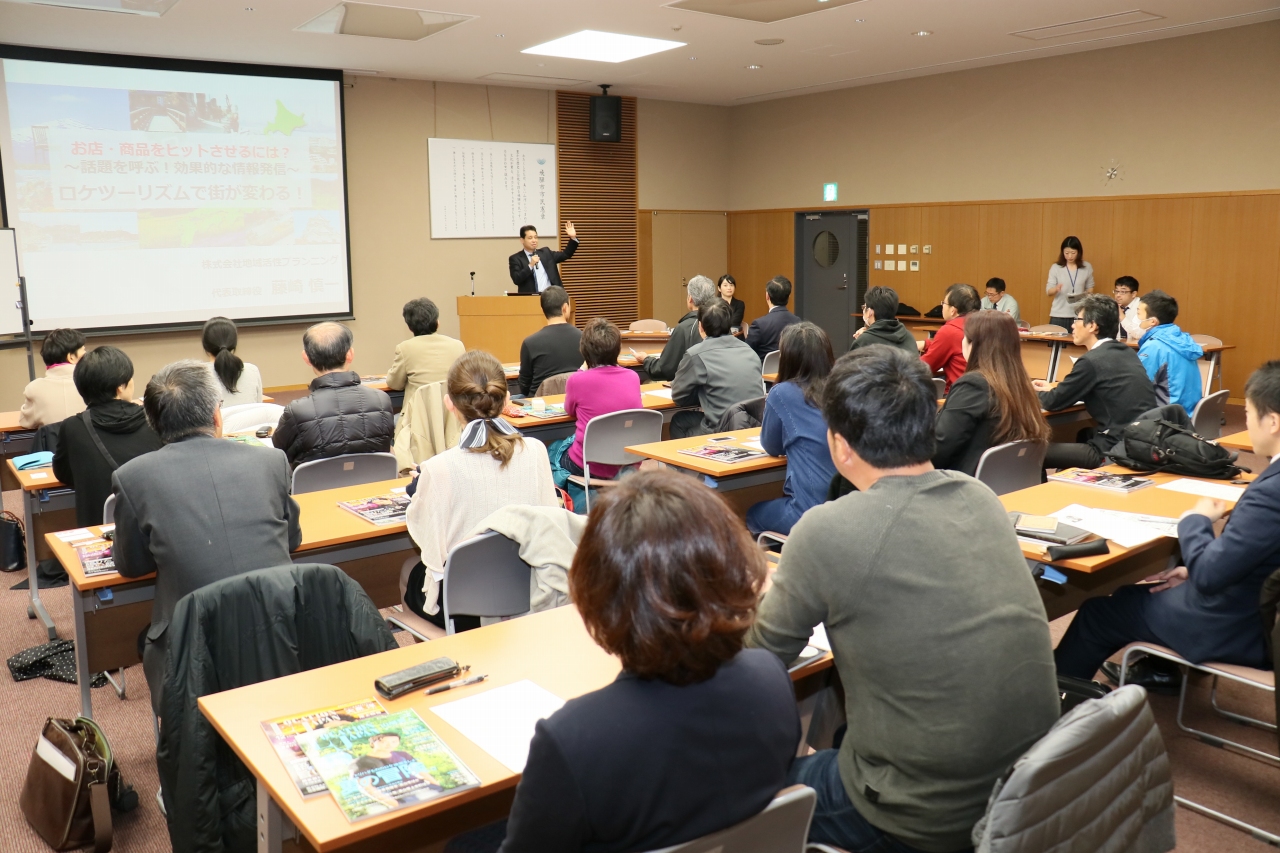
[799,212,857,350]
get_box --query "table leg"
[24,489,56,639]
[1046,341,1063,384]
[257,780,291,853]
[74,586,93,719]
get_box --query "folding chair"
[762,350,781,377]
[932,377,946,399]
[642,785,816,853]
[1191,390,1229,440]
[566,409,664,512]
[291,452,398,494]
[629,319,668,332]
[102,494,116,524]
[973,440,1048,496]
[1029,324,1070,336]
[442,532,532,635]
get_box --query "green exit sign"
[823,182,838,202]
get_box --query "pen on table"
[426,674,489,695]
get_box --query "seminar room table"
[1218,431,1252,453]
[625,428,787,516]
[502,382,686,443]
[1019,332,1233,388]
[200,604,834,853]
[6,458,75,639]
[47,477,416,720]
[0,410,37,490]
[999,467,1250,621]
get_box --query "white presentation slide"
[0,53,352,332]
[428,138,556,239]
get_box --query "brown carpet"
[0,408,1273,852]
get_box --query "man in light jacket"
[670,300,763,438]
[19,328,87,428]
[1135,290,1204,416]
[640,275,717,381]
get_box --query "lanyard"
[1065,265,1079,293]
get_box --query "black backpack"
[1108,413,1246,480]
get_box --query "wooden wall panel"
[1110,198,1195,298]
[637,211,653,319]
[919,205,981,305]
[728,210,794,324]
[650,211,684,326]
[556,92,638,325]
[1041,200,1115,299]
[868,207,924,310]
[978,203,1045,320]
[1186,195,1280,394]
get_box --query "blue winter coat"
[1137,323,1204,416]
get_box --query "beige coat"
[385,334,466,403]
[392,380,460,474]
[465,504,586,616]
[19,363,85,428]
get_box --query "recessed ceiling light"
[745,64,761,70]
[754,38,784,46]
[855,18,865,22]
[689,56,697,60]
[913,30,932,36]
[522,30,685,63]
[496,33,504,38]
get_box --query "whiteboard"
[0,230,24,336]
[428,139,557,239]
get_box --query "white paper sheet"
[429,680,565,773]
[643,388,673,400]
[55,529,94,542]
[1050,504,1179,548]
[1156,479,1246,502]
[809,623,830,651]
[740,438,764,451]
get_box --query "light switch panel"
[923,245,932,254]
[875,244,881,254]
[910,260,920,271]
[885,244,895,255]
[910,245,918,254]
[897,244,907,255]
[897,260,908,271]
[874,260,882,270]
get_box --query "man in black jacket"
[273,322,395,467]
[518,286,583,396]
[641,274,717,382]
[53,346,162,527]
[746,276,801,360]
[508,222,578,294]
[1035,294,1156,469]
[849,286,918,354]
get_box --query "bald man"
[272,322,395,466]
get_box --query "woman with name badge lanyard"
[1046,236,1094,331]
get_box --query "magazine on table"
[75,539,115,575]
[1047,468,1154,493]
[519,404,567,419]
[677,445,766,464]
[295,709,480,822]
[261,699,388,798]
[338,493,411,526]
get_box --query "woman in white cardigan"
[405,349,558,628]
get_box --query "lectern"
[457,296,546,363]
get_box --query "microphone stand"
[17,276,35,381]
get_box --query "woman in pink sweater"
[563,318,643,479]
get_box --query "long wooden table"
[200,605,833,853]
[7,458,74,639]
[1218,431,1252,453]
[47,477,416,719]
[502,382,687,443]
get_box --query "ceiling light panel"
[666,0,867,25]
[521,30,686,63]
[0,0,179,14]
[297,2,473,41]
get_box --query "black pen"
[426,673,488,695]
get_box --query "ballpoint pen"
[426,673,489,696]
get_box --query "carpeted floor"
[0,407,1273,852]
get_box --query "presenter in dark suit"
[114,360,301,711]
[509,221,579,294]
[1054,359,1280,683]
[746,276,801,360]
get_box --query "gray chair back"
[1029,324,1070,336]
[932,377,947,399]
[1191,390,1229,440]
[642,785,816,853]
[629,318,667,332]
[102,494,116,525]
[1190,334,1223,348]
[973,440,1047,496]
[442,531,531,635]
[579,409,665,511]
[290,452,399,495]
[762,350,781,376]
[535,372,575,397]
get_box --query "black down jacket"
[272,371,395,466]
[156,563,397,853]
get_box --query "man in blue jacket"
[1135,290,1203,415]
[1055,360,1280,685]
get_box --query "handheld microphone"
[470,271,476,297]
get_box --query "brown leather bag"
[20,717,131,852]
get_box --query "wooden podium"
[457,296,545,363]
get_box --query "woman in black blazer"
[934,311,1049,476]
[446,471,800,853]
[718,274,747,334]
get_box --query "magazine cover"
[75,539,115,575]
[521,404,567,420]
[261,698,388,798]
[677,445,766,464]
[338,493,411,526]
[1048,467,1154,492]
[296,709,480,821]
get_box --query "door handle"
[837,285,848,290]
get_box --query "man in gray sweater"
[670,300,764,438]
[746,347,1059,853]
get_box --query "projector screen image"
[0,48,351,333]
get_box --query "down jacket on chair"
[156,563,397,853]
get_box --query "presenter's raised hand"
[565,221,577,239]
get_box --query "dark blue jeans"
[787,750,944,853]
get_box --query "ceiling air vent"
[298,2,473,41]
[0,0,179,14]
[667,0,867,25]
[1011,10,1164,41]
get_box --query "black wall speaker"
[589,95,621,142]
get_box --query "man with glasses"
[1033,294,1156,470]
[1113,276,1142,341]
